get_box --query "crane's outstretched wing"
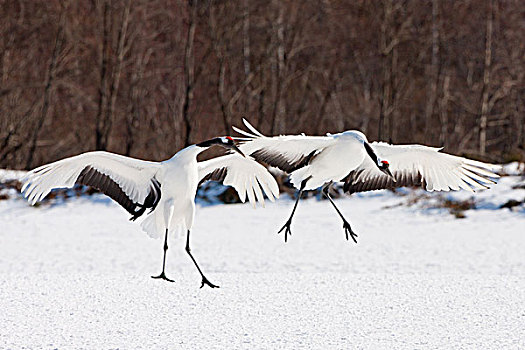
[21,151,162,220]
[198,154,280,208]
[343,142,500,193]
[233,118,334,173]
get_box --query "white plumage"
[234,119,500,243]
[198,155,278,206]
[22,151,160,206]
[344,142,499,193]
[21,137,279,288]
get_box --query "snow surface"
[1,172,524,349]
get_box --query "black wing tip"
[198,166,228,187]
[250,149,317,173]
[343,170,423,194]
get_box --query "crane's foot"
[200,276,219,289]
[343,220,358,244]
[151,272,175,283]
[278,220,293,243]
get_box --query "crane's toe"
[278,220,293,242]
[343,221,358,244]
[151,272,175,283]
[200,277,219,289]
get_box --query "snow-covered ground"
[1,170,524,349]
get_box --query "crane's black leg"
[186,230,219,289]
[322,183,358,243]
[151,228,175,282]
[278,179,308,242]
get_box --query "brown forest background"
[0,0,524,170]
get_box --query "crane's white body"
[234,119,499,193]
[21,139,279,287]
[22,144,279,240]
[141,146,200,239]
[234,118,500,243]
[288,132,369,190]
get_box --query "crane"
[233,119,499,243]
[21,136,279,288]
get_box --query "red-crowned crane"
[233,119,499,243]
[21,136,279,288]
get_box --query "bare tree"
[378,0,412,142]
[1,0,524,169]
[95,0,131,151]
[179,0,198,147]
[270,0,286,135]
[26,4,67,168]
[424,0,440,143]
[478,0,493,156]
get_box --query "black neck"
[364,142,379,166]
[196,138,222,148]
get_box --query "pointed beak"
[381,167,396,182]
[230,143,246,157]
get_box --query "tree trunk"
[271,1,286,135]
[26,8,66,168]
[378,1,392,141]
[95,1,110,151]
[102,0,130,151]
[439,74,450,148]
[181,0,198,147]
[424,0,440,143]
[479,0,493,156]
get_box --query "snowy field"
[1,169,524,349]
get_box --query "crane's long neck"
[168,144,206,163]
[364,142,380,166]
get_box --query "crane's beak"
[230,143,246,157]
[381,167,396,182]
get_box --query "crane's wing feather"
[234,118,334,173]
[21,151,162,220]
[198,154,280,208]
[343,142,500,193]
